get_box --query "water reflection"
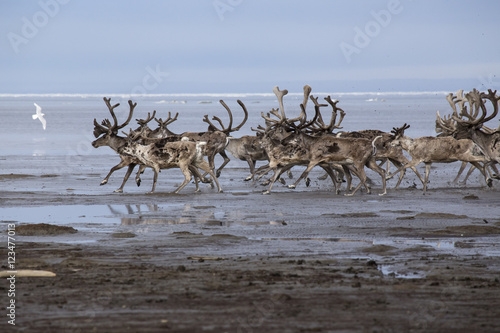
[373,239,455,249]
[107,204,225,226]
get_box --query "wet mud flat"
[1,155,500,332]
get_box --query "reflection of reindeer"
[107,204,216,225]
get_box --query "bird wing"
[39,115,47,130]
[34,103,42,115]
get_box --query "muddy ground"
[1,155,500,332]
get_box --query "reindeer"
[387,124,492,193]
[134,111,180,186]
[256,87,386,195]
[92,97,141,193]
[436,107,499,184]
[120,130,223,194]
[161,100,248,179]
[227,85,315,182]
[225,135,268,181]
[436,90,500,184]
[308,95,423,189]
[449,89,500,167]
[285,108,388,196]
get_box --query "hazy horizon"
[2,1,500,94]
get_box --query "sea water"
[0,91,451,158]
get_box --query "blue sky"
[1,0,500,93]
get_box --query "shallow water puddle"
[0,205,116,226]
[378,265,426,279]
[373,238,455,249]
[0,203,270,228]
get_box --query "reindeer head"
[389,123,410,147]
[153,112,179,137]
[92,97,136,149]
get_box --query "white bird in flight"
[32,103,46,130]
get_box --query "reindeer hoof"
[244,176,252,181]
[216,171,221,178]
[344,193,354,197]
[100,180,107,186]
[262,190,270,195]
[288,185,296,189]
[487,178,493,187]
[278,178,286,185]
[378,192,387,196]
[305,178,311,187]
[113,189,123,193]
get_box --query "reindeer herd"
[91,86,500,195]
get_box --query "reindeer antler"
[391,123,410,137]
[136,110,157,127]
[203,100,248,134]
[452,89,500,129]
[93,97,136,137]
[273,86,289,121]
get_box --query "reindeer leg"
[342,166,353,192]
[244,158,256,181]
[470,162,492,187]
[114,163,137,193]
[490,163,500,179]
[320,164,339,194]
[387,159,405,189]
[173,164,193,194]
[200,152,217,182]
[188,166,202,192]
[196,160,223,192]
[100,157,130,186]
[135,165,147,187]
[346,165,370,196]
[148,167,160,194]
[453,161,468,184]
[423,162,432,193]
[289,162,317,189]
[409,166,425,186]
[367,158,387,196]
[263,166,283,194]
[460,164,476,185]
[215,151,230,178]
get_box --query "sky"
[1,0,500,94]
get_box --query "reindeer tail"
[372,136,383,155]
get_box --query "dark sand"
[1,155,500,332]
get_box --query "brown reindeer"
[387,124,492,193]
[165,100,249,178]
[228,85,315,182]
[92,97,139,193]
[120,130,222,194]
[449,89,500,164]
[256,87,385,195]
[225,135,269,181]
[435,89,500,184]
